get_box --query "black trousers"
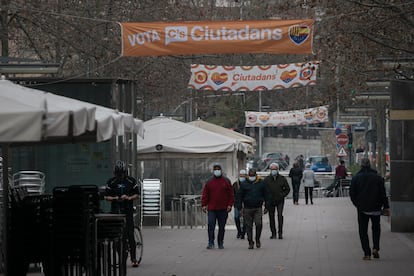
[304,187,313,204]
[125,212,136,261]
[292,181,300,203]
[357,211,381,256]
[268,200,284,236]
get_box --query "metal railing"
[170,194,205,229]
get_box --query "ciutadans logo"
[165,26,188,45]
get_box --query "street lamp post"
[258,90,263,157]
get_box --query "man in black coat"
[105,160,140,267]
[350,158,390,260]
[264,163,290,239]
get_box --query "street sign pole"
[336,133,349,159]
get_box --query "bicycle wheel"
[134,226,143,264]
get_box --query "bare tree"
[1,0,412,124]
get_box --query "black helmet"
[114,160,127,174]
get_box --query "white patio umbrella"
[0,77,144,274]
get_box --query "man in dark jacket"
[264,163,291,239]
[233,169,247,239]
[201,163,234,249]
[350,158,390,260]
[236,168,269,249]
[105,160,140,267]
[289,162,303,205]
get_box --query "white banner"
[188,61,319,91]
[245,105,329,127]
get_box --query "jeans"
[207,209,228,246]
[234,208,245,237]
[268,200,285,236]
[243,208,263,244]
[357,211,381,256]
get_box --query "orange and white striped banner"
[245,105,329,127]
[188,62,319,91]
[120,19,314,56]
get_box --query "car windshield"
[308,156,329,164]
[262,152,283,160]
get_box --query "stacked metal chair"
[12,171,45,195]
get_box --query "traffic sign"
[335,127,342,135]
[336,133,349,146]
[337,146,347,157]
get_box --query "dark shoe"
[270,235,277,239]
[372,249,379,259]
[240,235,245,240]
[236,234,241,239]
[248,243,254,249]
[363,255,371,260]
[256,240,261,248]
[218,244,224,249]
[278,234,283,239]
[206,244,214,249]
[132,260,139,267]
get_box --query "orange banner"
[120,19,314,56]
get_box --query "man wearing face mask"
[264,163,290,239]
[236,168,270,249]
[233,169,247,239]
[201,163,234,249]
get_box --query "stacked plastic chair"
[7,186,53,275]
[51,185,100,276]
[94,213,126,276]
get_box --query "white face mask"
[213,170,222,177]
[239,177,246,182]
[271,170,279,176]
[248,176,256,182]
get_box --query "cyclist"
[104,160,140,267]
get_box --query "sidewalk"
[127,197,414,276]
[24,197,414,276]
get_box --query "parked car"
[257,152,289,171]
[306,156,332,172]
[257,158,288,171]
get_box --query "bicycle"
[100,189,143,268]
[132,206,143,266]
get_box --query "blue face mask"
[271,170,279,176]
[213,170,222,177]
[248,176,256,182]
[239,177,245,182]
